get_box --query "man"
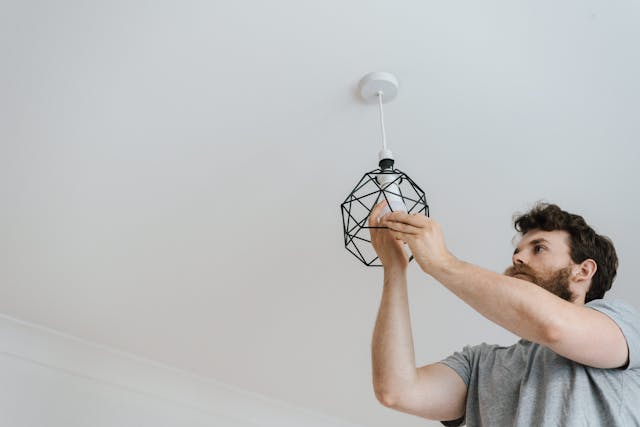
[370,202,640,426]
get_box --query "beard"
[504,264,574,302]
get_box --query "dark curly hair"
[513,203,618,303]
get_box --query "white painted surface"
[0,314,369,427]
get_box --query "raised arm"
[380,211,628,369]
[369,204,467,421]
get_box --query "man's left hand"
[380,212,457,276]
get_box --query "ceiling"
[2,1,640,426]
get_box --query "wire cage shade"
[341,168,429,266]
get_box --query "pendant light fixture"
[340,72,429,267]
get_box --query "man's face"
[504,229,576,301]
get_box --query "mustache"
[504,264,537,278]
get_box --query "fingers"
[383,219,420,235]
[390,231,409,243]
[368,200,388,227]
[383,211,430,228]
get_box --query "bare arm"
[430,259,562,345]
[382,212,628,369]
[370,204,467,421]
[371,268,415,403]
[433,260,627,368]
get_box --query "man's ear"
[573,259,597,283]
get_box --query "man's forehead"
[513,229,570,249]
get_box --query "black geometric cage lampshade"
[341,166,429,267]
[341,71,430,267]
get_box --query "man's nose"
[512,252,526,266]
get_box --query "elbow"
[519,302,565,346]
[372,371,417,408]
[540,318,564,347]
[544,326,562,346]
[373,383,407,409]
[375,388,401,408]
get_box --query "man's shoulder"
[586,298,640,370]
[586,297,638,310]
[585,298,640,323]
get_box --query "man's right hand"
[369,201,409,270]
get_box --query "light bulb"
[376,172,407,220]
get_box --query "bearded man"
[370,202,640,426]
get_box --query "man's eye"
[534,245,545,253]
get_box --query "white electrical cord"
[376,91,388,152]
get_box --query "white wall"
[0,314,368,427]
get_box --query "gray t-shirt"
[439,299,640,426]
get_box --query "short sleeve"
[439,345,478,387]
[437,345,480,427]
[586,298,640,370]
